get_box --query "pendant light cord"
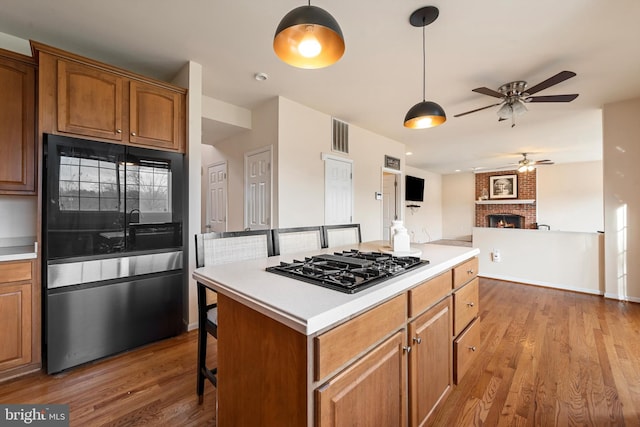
[422,17,426,102]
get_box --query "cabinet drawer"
[315,294,406,381]
[453,277,479,336]
[454,317,480,384]
[408,270,451,318]
[0,260,32,283]
[452,257,478,289]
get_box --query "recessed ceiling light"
[455,169,461,172]
[254,72,268,81]
[406,151,413,156]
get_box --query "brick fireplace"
[475,169,536,229]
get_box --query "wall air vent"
[332,118,349,154]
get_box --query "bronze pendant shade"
[404,6,446,129]
[273,4,345,69]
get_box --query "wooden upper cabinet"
[57,59,124,141]
[33,41,186,153]
[129,80,183,152]
[0,50,36,194]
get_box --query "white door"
[382,172,398,241]
[207,162,227,233]
[245,147,271,230]
[325,157,353,225]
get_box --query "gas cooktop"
[266,250,429,294]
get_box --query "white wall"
[473,227,604,295]
[537,161,603,232]
[403,166,442,243]
[173,61,203,330]
[203,98,279,231]
[0,196,37,247]
[441,172,475,240]
[208,96,408,242]
[603,97,640,302]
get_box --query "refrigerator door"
[45,134,126,259]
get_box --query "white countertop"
[193,241,479,336]
[0,245,37,262]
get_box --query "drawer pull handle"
[467,269,474,275]
[467,302,475,307]
[116,129,122,134]
[469,346,477,352]
[403,346,411,354]
[413,337,422,345]
[131,132,137,136]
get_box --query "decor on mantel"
[273,1,345,69]
[489,174,517,199]
[403,6,446,129]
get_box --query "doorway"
[206,161,227,233]
[244,147,272,230]
[324,155,354,225]
[382,169,401,241]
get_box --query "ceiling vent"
[332,118,349,154]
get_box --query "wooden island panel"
[217,293,308,426]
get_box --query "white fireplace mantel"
[475,199,535,205]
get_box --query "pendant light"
[404,6,446,129]
[273,1,345,69]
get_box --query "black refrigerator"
[43,134,185,373]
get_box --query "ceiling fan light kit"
[454,71,579,127]
[403,6,446,129]
[515,153,554,172]
[273,2,345,69]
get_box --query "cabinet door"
[0,260,32,371]
[57,59,124,141]
[0,53,35,194]
[316,330,407,427]
[129,80,184,152]
[408,297,452,427]
[453,277,479,336]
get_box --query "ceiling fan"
[454,71,579,127]
[511,153,554,172]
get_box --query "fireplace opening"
[487,214,524,229]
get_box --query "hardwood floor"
[1,278,638,426]
[0,331,218,426]
[429,278,640,427]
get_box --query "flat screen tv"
[405,175,424,202]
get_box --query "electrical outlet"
[492,249,501,262]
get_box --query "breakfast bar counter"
[193,241,479,335]
[192,241,480,427]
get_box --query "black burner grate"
[266,250,429,294]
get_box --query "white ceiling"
[2,0,639,173]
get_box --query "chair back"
[273,226,324,256]
[195,229,274,268]
[322,224,362,248]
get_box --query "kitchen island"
[193,241,480,426]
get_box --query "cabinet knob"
[467,269,474,275]
[468,346,477,352]
[413,337,422,345]
[402,346,411,354]
[467,302,475,307]
[131,132,137,136]
[116,129,122,134]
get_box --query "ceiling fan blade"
[526,94,579,103]
[454,102,503,118]
[472,87,504,98]
[526,71,576,95]
[533,160,554,165]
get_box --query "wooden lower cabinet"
[408,297,452,427]
[454,317,481,384]
[316,330,407,427]
[0,260,34,374]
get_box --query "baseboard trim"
[479,274,604,296]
